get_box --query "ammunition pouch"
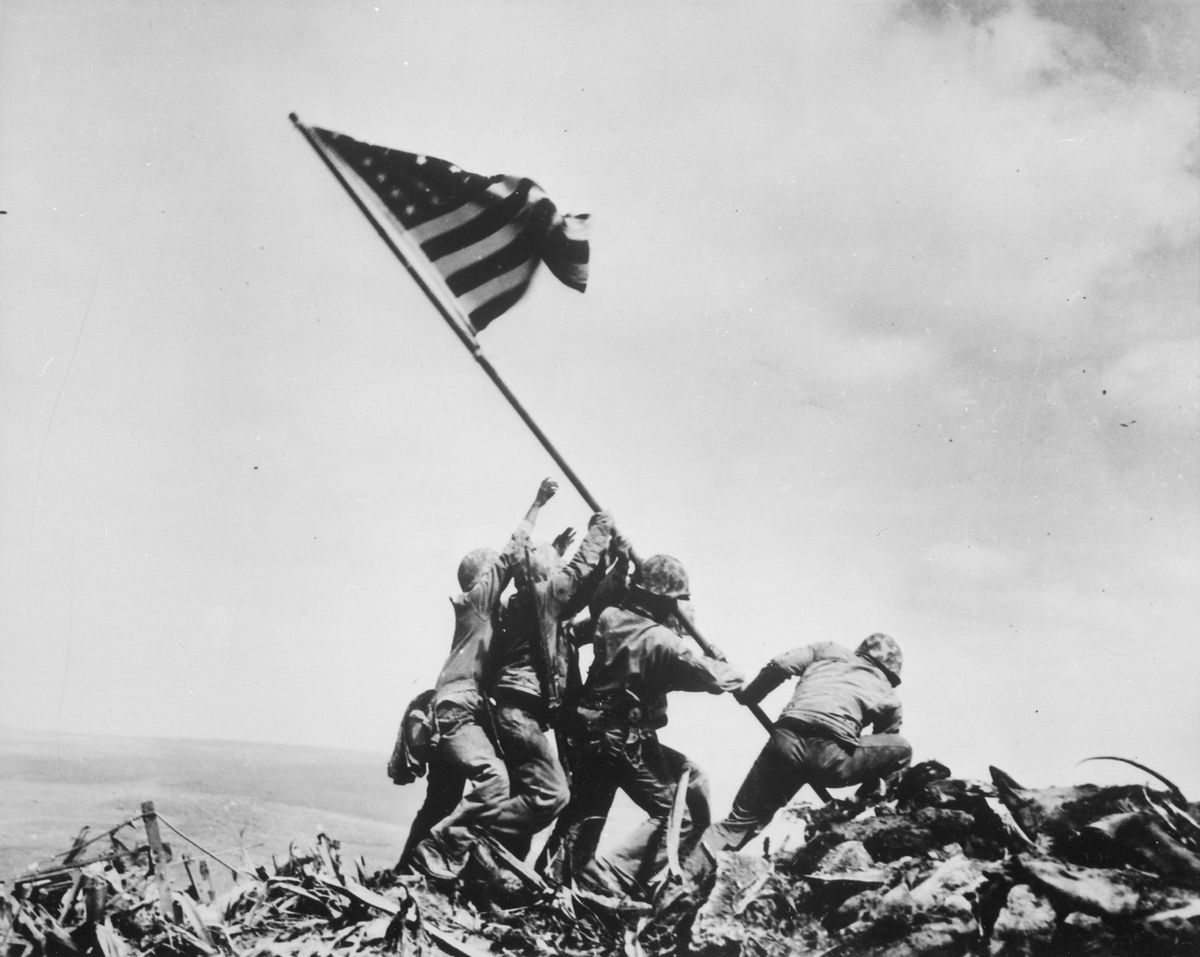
[574,688,646,740]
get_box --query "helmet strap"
[858,651,901,687]
[623,586,677,624]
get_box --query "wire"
[14,818,141,876]
[155,816,259,879]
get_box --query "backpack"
[386,688,439,785]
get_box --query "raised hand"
[552,526,577,555]
[535,477,559,506]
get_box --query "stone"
[911,855,986,909]
[988,883,1055,956]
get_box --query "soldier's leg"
[587,734,684,893]
[492,703,570,859]
[535,734,620,883]
[411,703,511,879]
[396,760,466,871]
[808,733,912,790]
[706,726,811,852]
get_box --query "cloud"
[750,0,1200,381]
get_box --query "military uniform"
[487,516,613,857]
[540,595,743,893]
[408,482,559,881]
[707,636,912,852]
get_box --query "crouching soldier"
[485,509,616,860]
[706,633,913,853]
[539,554,744,896]
[406,478,557,881]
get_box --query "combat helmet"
[457,547,499,591]
[856,633,903,687]
[632,554,690,600]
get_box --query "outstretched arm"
[523,477,557,527]
[468,479,560,616]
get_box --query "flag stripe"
[465,279,532,331]
[444,227,540,297]
[431,219,526,279]
[421,181,537,262]
[407,199,481,244]
[460,259,538,311]
[311,125,589,331]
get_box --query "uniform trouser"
[491,700,570,859]
[412,699,524,852]
[397,761,466,870]
[539,728,710,893]
[707,724,912,852]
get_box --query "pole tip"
[288,112,300,124]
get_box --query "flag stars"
[416,155,427,165]
[376,173,387,184]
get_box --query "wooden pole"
[289,114,605,511]
[288,113,805,760]
[140,801,176,920]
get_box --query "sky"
[2,0,1197,813]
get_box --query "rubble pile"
[0,820,688,957]
[692,760,1200,956]
[4,760,1198,956]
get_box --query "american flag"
[310,126,589,333]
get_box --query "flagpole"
[290,114,801,761]
[289,113,605,511]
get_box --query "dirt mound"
[4,761,1198,956]
[692,760,1200,956]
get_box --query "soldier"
[539,554,744,896]
[485,509,616,859]
[706,633,912,852]
[407,478,557,881]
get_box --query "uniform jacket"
[579,604,744,730]
[492,520,612,713]
[433,519,532,707]
[742,641,903,748]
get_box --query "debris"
[6,762,1199,956]
[987,884,1055,956]
[690,760,1200,956]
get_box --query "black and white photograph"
[2,1,1198,953]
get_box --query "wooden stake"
[140,801,176,920]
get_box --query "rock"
[1080,810,1200,883]
[988,884,1055,956]
[1058,911,1119,955]
[807,840,888,886]
[911,855,986,909]
[697,852,772,923]
[878,883,917,922]
[791,806,1004,870]
[989,766,1197,875]
[1018,855,1139,917]
[830,888,883,931]
[1140,899,1200,950]
[817,840,875,875]
[864,914,980,957]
